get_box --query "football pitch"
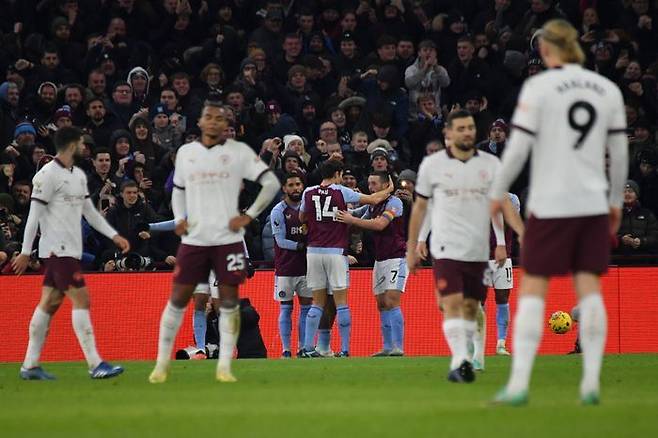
[1,355,656,438]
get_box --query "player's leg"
[303,289,327,355]
[296,277,313,356]
[20,286,64,380]
[274,276,295,357]
[497,274,549,401]
[216,283,241,382]
[495,259,514,355]
[574,272,605,403]
[372,262,392,356]
[329,255,351,357]
[193,290,210,355]
[66,286,122,378]
[384,290,404,355]
[472,299,486,370]
[316,294,336,356]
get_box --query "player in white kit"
[149,102,280,383]
[14,127,130,380]
[490,20,628,405]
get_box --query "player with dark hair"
[337,171,407,356]
[270,172,311,358]
[490,19,628,405]
[14,126,130,380]
[149,101,280,383]
[299,159,394,357]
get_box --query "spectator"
[0,82,22,146]
[248,8,284,60]
[87,147,121,207]
[408,93,444,169]
[273,33,303,84]
[462,90,496,143]
[61,84,86,126]
[405,39,450,120]
[615,180,658,256]
[446,36,493,109]
[127,67,152,108]
[636,150,658,217]
[151,103,181,151]
[85,97,120,148]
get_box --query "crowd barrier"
[1,267,657,362]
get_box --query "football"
[549,311,573,334]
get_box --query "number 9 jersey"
[492,64,628,219]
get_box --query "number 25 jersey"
[511,64,626,218]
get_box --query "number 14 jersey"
[507,64,626,218]
[300,184,361,252]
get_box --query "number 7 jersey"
[506,64,627,218]
[300,183,361,252]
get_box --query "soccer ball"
[549,311,572,334]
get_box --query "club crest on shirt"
[219,155,231,165]
[479,170,489,182]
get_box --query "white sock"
[218,305,240,374]
[155,301,185,370]
[578,293,607,395]
[72,309,102,369]
[507,296,544,394]
[443,318,467,370]
[22,307,51,369]
[473,306,486,364]
[464,319,477,357]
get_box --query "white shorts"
[194,271,219,299]
[274,275,312,301]
[373,258,407,295]
[484,258,513,290]
[306,253,349,292]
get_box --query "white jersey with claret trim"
[494,64,627,218]
[415,149,501,262]
[30,159,91,259]
[173,139,269,246]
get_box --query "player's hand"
[494,245,507,268]
[228,214,252,232]
[113,235,130,254]
[347,255,358,265]
[335,210,354,224]
[406,242,420,274]
[385,176,395,193]
[609,207,622,235]
[175,219,188,236]
[490,199,504,229]
[11,253,30,275]
[416,241,428,261]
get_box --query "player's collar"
[54,157,74,172]
[446,147,478,162]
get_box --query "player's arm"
[172,153,188,235]
[406,196,429,259]
[357,177,395,205]
[490,82,538,202]
[407,159,433,272]
[298,188,308,223]
[244,170,280,220]
[271,207,303,251]
[337,197,402,231]
[12,200,46,274]
[501,195,525,238]
[606,88,630,234]
[149,220,176,232]
[491,211,507,267]
[82,198,130,253]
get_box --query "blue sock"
[336,305,352,353]
[380,310,393,351]
[304,305,323,350]
[278,303,293,352]
[298,305,311,350]
[389,307,404,350]
[193,310,207,350]
[496,303,510,341]
[317,329,331,352]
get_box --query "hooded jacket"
[127,67,152,107]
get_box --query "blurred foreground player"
[490,19,628,405]
[149,102,279,383]
[14,127,130,380]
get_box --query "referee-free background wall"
[1,267,657,361]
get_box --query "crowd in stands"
[1,0,657,272]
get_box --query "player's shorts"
[483,258,513,290]
[274,276,312,301]
[194,271,219,299]
[522,214,610,276]
[43,256,85,291]
[306,253,349,292]
[372,258,407,295]
[174,242,246,286]
[432,258,487,301]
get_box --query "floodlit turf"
[1,355,656,438]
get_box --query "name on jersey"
[317,188,330,195]
[556,79,605,96]
[443,187,489,198]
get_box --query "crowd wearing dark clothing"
[1,0,657,272]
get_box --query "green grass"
[1,355,657,438]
